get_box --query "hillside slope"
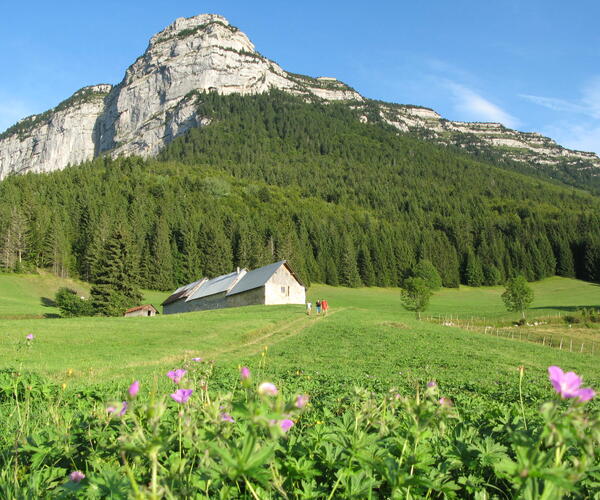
[2,91,600,289]
[0,13,598,192]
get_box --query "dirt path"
[213,308,344,358]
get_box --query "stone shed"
[162,261,305,314]
[124,304,159,317]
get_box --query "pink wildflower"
[439,397,453,407]
[191,357,202,362]
[279,419,294,432]
[167,369,187,384]
[69,470,85,482]
[240,366,251,380]
[170,389,193,404]
[26,334,34,341]
[258,382,278,396]
[119,401,128,416]
[220,412,235,423]
[295,394,309,409]
[427,381,437,388]
[128,380,139,398]
[548,366,595,402]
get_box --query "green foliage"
[54,287,93,317]
[413,259,442,290]
[464,251,484,287]
[400,277,433,318]
[90,228,142,316]
[0,362,598,498]
[1,90,600,289]
[502,275,534,318]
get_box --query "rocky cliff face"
[0,13,598,182]
[374,103,600,174]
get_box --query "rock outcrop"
[0,13,598,182]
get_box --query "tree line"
[0,90,599,296]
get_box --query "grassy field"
[2,274,599,497]
[0,271,167,319]
[1,274,598,399]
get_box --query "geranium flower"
[171,389,193,404]
[69,470,86,482]
[220,412,235,423]
[26,334,34,341]
[240,366,250,380]
[279,419,294,432]
[548,366,595,402]
[128,381,139,398]
[295,394,309,408]
[167,369,187,384]
[258,382,278,396]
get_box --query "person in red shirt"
[322,299,328,315]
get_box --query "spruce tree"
[90,228,142,316]
[464,251,484,287]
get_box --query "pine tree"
[151,217,175,290]
[90,228,142,316]
[464,251,484,287]
[340,235,362,287]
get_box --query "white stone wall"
[264,265,305,305]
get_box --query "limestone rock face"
[0,13,598,181]
[375,103,600,174]
[0,14,361,179]
[0,85,111,179]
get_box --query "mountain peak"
[0,14,597,187]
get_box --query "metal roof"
[161,278,206,305]
[186,270,246,301]
[226,261,286,296]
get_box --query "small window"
[281,286,286,294]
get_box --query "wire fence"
[426,314,599,357]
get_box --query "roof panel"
[161,278,205,305]
[186,271,244,301]
[226,261,285,296]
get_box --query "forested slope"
[1,90,599,290]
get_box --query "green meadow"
[1,274,598,397]
[1,273,599,497]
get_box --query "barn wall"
[163,293,228,314]
[226,286,265,308]
[264,266,305,305]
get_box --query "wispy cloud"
[522,76,600,154]
[520,94,589,115]
[445,81,520,128]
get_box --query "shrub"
[54,287,94,317]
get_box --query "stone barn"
[124,304,159,317]
[162,261,305,314]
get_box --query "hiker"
[316,299,321,315]
[306,301,312,315]
[322,299,329,315]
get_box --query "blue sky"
[1,0,599,154]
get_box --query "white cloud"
[521,76,600,154]
[544,122,600,154]
[445,82,520,128]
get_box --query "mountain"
[1,13,599,191]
